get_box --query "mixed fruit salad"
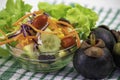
[0,10,81,72]
[0,1,98,58]
[0,10,80,60]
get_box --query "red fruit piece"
[61,36,76,48]
[32,14,48,29]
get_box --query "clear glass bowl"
[9,45,77,72]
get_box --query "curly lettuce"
[38,2,98,39]
[0,0,32,35]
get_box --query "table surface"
[0,0,120,80]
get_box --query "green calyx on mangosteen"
[73,34,114,79]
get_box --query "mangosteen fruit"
[73,34,114,79]
[90,25,116,52]
[112,31,120,67]
[113,42,120,67]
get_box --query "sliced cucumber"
[39,33,61,53]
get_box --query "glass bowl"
[9,45,77,72]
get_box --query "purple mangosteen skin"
[73,47,114,79]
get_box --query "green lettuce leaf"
[66,4,98,39]
[38,2,72,19]
[0,0,32,34]
[38,2,98,39]
[38,2,52,13]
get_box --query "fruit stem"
[90,33,96,46]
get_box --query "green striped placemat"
[0,6,120,80]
